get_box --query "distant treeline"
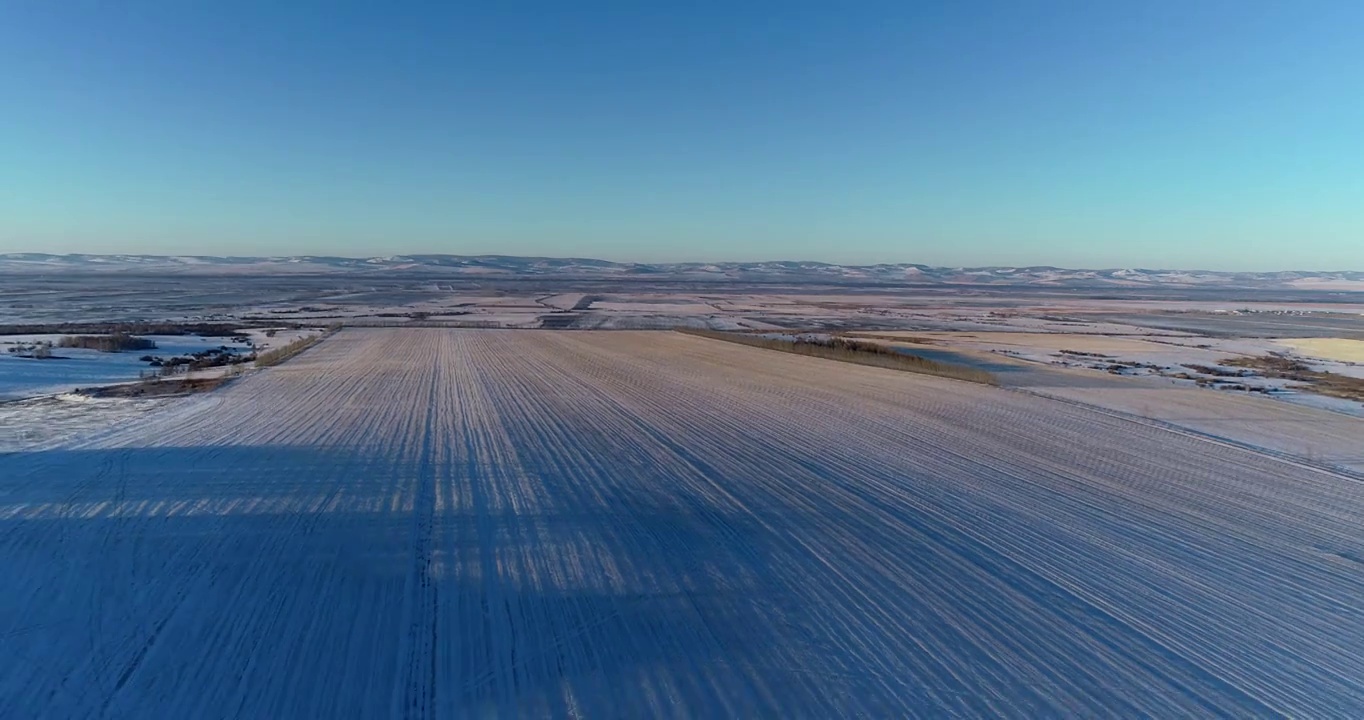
[341,319,533,329]
[0,322,291,337]
[57,333,157,352]
[676,329,997,385]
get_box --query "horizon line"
[0,251,1360,275]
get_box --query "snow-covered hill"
[1,253,1360,289]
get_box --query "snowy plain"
[2,329,1363,716]
[0,394,175,453]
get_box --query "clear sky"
[1,1,1361,270]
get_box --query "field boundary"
[675,328,997,385]
[1014,386,1364,483]
[255,324,341,367]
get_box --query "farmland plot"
[2,329,1364,717]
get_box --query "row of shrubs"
[57,333,158,352]
[7,334,157,358]
[254,324,340,367]
[6,342,54,359]
[142,346,252,373]
[676,329,998,385]
[0,322,251,337]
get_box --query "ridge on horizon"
[0,252,1361,290]
[0,251,1360,275]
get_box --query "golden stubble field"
[1276,337,1364,363]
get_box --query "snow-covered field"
[0,394,177,452]
[1025,383,1364,472]
[3,329,1364,716]
[852,330,1364,415]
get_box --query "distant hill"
[1,253,1361,290]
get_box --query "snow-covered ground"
[0,393,178,453]
[2,329,1363,715]
[852,330,1364,416]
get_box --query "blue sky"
[2,1,1361,269]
